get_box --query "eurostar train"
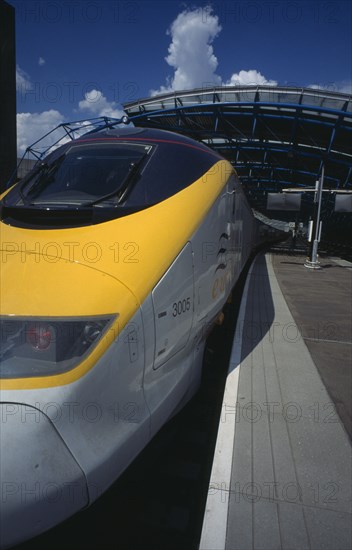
[1,124,259,548]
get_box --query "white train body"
[0,127,257,548]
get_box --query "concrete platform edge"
[199,256,259,550]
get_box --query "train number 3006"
[172,297,191,317]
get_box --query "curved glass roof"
[124,86,352,194]
[124,86,352,242]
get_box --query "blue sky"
[9,0,352,153]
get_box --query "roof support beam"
[125,86,352,193]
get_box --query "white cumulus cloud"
[16,65,32,93]
[226,69,277,87]
[337,81,352,94]
[151,7,277,96]
[78,89,124,119]
[17,110,65,156]
[308,81,352,94]
[17,90,126,157]
[151,6,222,96]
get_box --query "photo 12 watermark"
[205,2,341,25]
[17,1,141,25]
[17,81,140,106]
[208,479,341,505]
[1,241,140,264]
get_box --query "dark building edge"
[0,0,16,192]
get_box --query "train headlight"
[27,323,53,351]
[0,316,116,378]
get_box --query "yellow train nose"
[0,248,138,318]
[0,252,139,389]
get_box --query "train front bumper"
[0,403,88,549]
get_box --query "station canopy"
[124,86,352,236]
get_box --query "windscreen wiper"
[83,154,148,207]
[17,162,48,206]
[17,155,66,206]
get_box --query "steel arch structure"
[124,86,351,193]
[124,86,352,239]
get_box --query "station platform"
[200,252,352,550]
